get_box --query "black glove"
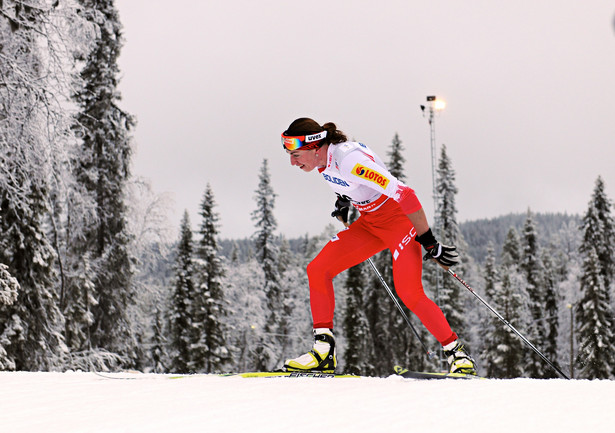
[331,194,351,223]
[415,228,459,267]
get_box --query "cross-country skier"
[280,117,477,375]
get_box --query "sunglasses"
[281,131,327,151]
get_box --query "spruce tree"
[575,247,615,379]
[343,259,375,376]
[367,134,430,375]
[579,177,615,292]
[575,177,615,379]
[150,305,168,373]
[169,211,197,373]
[540,247,561,378]
[192,184,231,373]
[71,0,137,367]
[483,228,526,378]
[435,144,466,334]
[386,133,406,182]
[251,159,286,370]
[340,208,375,375]
[364,264,391,375]
[483,243,498,300]
[521,209,548,378]
[479,245,500,371]
[386,133,425,369]
[0,183,65,370]
[278,236,312,362]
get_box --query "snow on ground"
[2,371,614,433]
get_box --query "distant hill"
[219,212,583,266]
[459,212,582,264]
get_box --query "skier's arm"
[406,207,430,236]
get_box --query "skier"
[280,117,477,375]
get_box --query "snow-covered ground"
[2,372,614,433]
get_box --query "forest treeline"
[2,1,614,379]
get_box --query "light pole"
[420,96,446,305]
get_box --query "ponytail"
[321,122,347,145]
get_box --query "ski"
[393,365,484,380]
[218,371,361,379]
[166,371,362,379]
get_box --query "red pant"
[307,199,457,346]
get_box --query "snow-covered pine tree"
[0,182,65,370]
[278,236,312,366]
[385,133,426,369]
[575,177,615,379]
[71,0,138,367]
[339,207,374,375]
[343,259,375,376]
[483,243,498,300]
[251,159,286,371]
[192,184,231,373]
[483,228,527,378]
[575,247,615,379]
[150,305,168,373]
[387,133,406,183]
[579,177,615,295]
[168,211,197,373]
[478,244,499,370]
[62,253,96,355]
[520,209,548,378]
[434,144,466,334]
[363,135,410,375]
[540,247,561,378]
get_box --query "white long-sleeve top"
[319,141,421,213]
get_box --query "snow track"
[2,372,614,432]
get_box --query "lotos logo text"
[352,164,390,188]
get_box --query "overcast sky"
[115,0,615,240]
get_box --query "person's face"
[287,148,320,172]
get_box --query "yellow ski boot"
[284,328,336,373]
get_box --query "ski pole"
[432,260,570,379]
[338,218,435,358]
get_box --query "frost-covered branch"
[0,263,20,305]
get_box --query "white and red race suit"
[309,141,457,346]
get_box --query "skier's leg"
[379,209,476,374]
[364,202,458,346]
[390,232,458,346]
[307,218,385,329]
[284,218,384,372]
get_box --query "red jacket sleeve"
[396,184,422,214]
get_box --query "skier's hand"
[331,194,351,223]
[423,243,459,267]
[415,228,459,267]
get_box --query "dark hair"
[283,117,347,146]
